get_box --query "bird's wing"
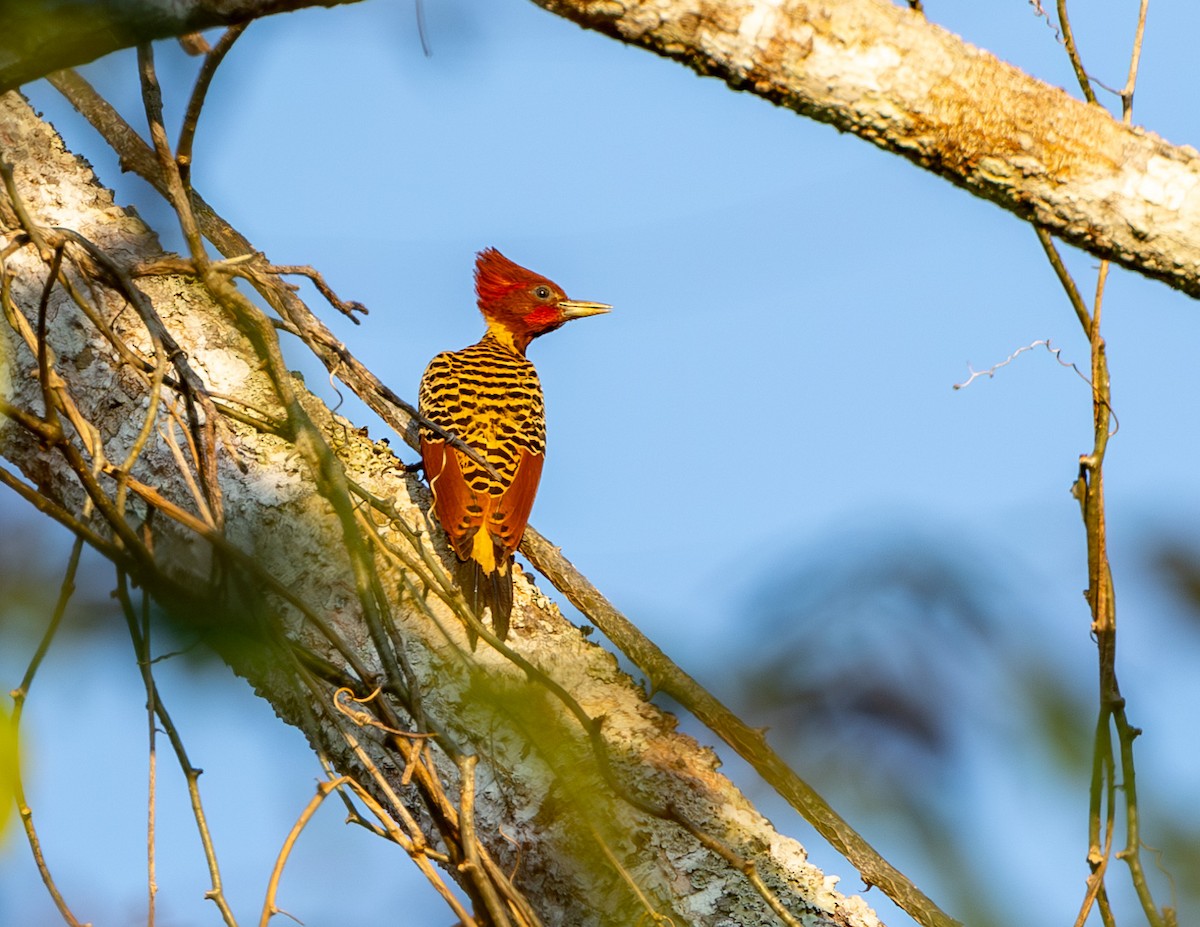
[420,439,482,562]
[486,447,544,561]
[420,351,487,560]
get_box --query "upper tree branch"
[531,0,1200,299]
[10,1,1200,301]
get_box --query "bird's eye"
[533,286,552,300]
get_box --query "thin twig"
[1057,0,1098,103]
[177,23,249,187]
[158,405,217,530]
[264,264,368,322]
[952,336,1119,435]
[1115,703,1162,926]
[1120,0,1151,122]
[457,754,514,927]
[0,462,125,563]
[36,244,66,434]
[259,777,348,927]
[415,0,432,56]
[9,538,89,927]
[1073,708,1115,927]
[0,159,51,259]
[118,576,159,927]
[952,338,1089,389]
[137,44,206,263]
[588,820,674,926]
[114,575,239,927]
[1034,227,1093,335]
[1027,0,1063,41]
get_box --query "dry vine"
[1034,3,1176,926]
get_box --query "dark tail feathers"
[456,557,513,648]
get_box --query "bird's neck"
[484,322,531,355]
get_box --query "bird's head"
[475,247,610,353]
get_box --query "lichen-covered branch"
[6,1,1200,303]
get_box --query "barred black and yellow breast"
[418,334,546,495]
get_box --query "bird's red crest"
[475,248,553,313]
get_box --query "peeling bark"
[0,92,883,927]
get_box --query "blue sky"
[3,2,1200,925]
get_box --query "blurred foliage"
[0,517,115,641]
[727,526,1200,927]
[1152,539,1200,636]
[4,498,1200,924]
[1146,536,1200,917]
[737,532,1061,775]
[0,503,279,686]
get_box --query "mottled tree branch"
[7,1,1200,301]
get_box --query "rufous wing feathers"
[421,440,544,643]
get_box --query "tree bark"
[531,0,1200,299]
[0,91,882,927]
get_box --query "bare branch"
[9,539,89,927]
[177,23,249,187]
[1056,0,1099,104]
[1038,10,1172,926]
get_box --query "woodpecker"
[418,248,610,642]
